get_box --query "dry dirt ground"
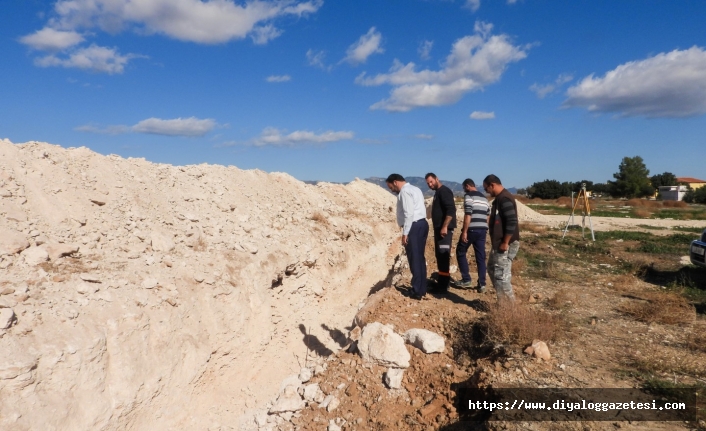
[288,215,706,431]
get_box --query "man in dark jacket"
[425,173,456,293]
[483,174,520,302]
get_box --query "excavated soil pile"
[0,139,400,431]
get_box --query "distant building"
[677,177,706,190]
[659,185,688,201]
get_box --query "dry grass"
[519,222,548,234]
[556,196,573,208]
[345,207,365,217]
[310,211,329,225]
[482,302,563,347]
[632,208,653,218]
[539,260,560,279]
[546,289,574,310]
[624,345,706,378]
[609,274,639,292]
[685,328,706,354]
[618,292,695,325]
[662,200,688,208]
[625,198,662,208]
[512,257,526,274]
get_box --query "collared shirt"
[396,183,426,235]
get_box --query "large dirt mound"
[0,139,400,431]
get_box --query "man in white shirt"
[386,174,429,300]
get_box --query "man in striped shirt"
[454,178,490,291]
[483,174,521,303]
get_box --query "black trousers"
[405,219,429,296]
[434,228,454,290]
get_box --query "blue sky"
[2,0,705,187]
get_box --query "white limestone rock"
[384,368,404,389]
[0,228,29,256]
[150,230,175,252]
[403,328,445,354]
[269,385,305,413]
[357,322,410,368]
[44,242,79,261]
[21,246,49,266]
[75,281,99,295]
[0,308,16,329]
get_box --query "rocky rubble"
[0,139,401,431]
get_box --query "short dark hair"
[424,172,437,180]
[483,174,502,186]
[386,173,405,183]
[462,178,475,187]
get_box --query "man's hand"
[440,226,448,238]
[461,231,468,243]
[402,235,408,246]
[499,242,509,252]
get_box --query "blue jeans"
[456,228,487,286]
[487,241,520,303]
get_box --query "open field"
[522,197,706,221]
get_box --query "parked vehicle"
[690,229,706,267]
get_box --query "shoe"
[477,285,487,294]
[410,293,425,300]
[427,284,448,294]
[455,280,473,289]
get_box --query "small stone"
[79,273,101,283]
[0,228,30,256]
[0,308,16,329]
[384,368,404,389]
[75,281,98,295]
[326,395,340,412]
[403,328,445,354]
[327,420,341,431]
[141,278,158,289]
[1,288,15,296]
[193,273,205,283]
[89,197,106,206]
[298,367,313,383]
[530,340,551,361]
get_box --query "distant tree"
[684,187,706,204]
[529,179,571,199]
[591,183,610,196]
[516,188,528,196]
[572,180,594,193]
[650,172,678,189]
[609,156,654,198]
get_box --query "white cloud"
[564,47,706,118]
[251,127,354,146]
[77,117,217,136]
[132,117,217,136]
[19,28,84,51]
[306,49,330,70]
[266,75,291,82]
[342,27,384,65]
[529,73,573,98]
[464,0,481,12]
[418,40,433,60]
[35,44,141,74]
[414,134,434,139]
[470,111,495,120]
[355,21,528,112]
[42,0,321,44]
[250,24,283,45]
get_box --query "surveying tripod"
[561,183,595,241]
